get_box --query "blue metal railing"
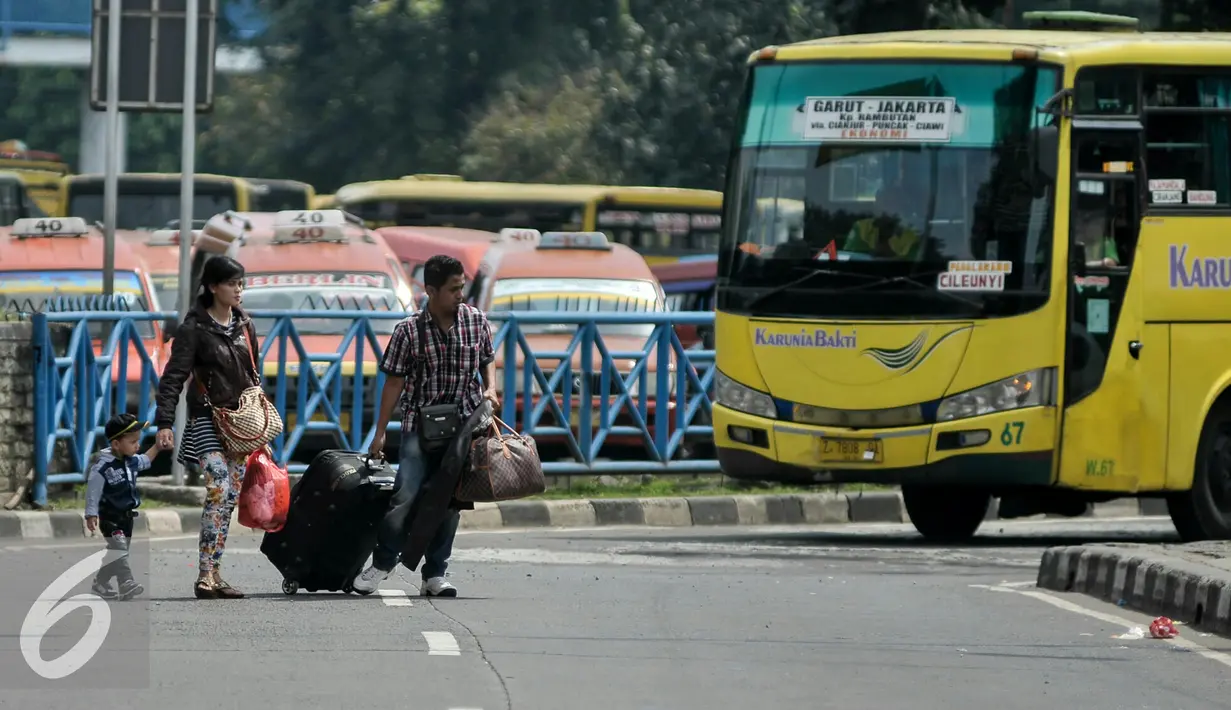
[30,310,717,505]
[0,0,269,46]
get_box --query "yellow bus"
[61,173,255,230]
[248,177,316,211]
[712,12,1231,542]
[312,193,337,209]
[0,140,72,216]
[334,175,723,264]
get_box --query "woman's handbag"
[414,311,461,453]
[198,326,284,456]
[456,416,544,502]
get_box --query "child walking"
[85,413,166,600]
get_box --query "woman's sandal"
[194,577,219,599]
[211,571,245,599]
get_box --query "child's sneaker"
[117,579,144,601]
[91,580,118,600]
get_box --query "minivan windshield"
[490,277,662,338]
[0,269,157,339]
[243,272,402,336]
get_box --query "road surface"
[2,516,1229,710]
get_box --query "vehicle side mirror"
[1032,125,1058,186]
[696,324,715,350]
[1071,242,1088,278]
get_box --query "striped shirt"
[379,304,495,433]
[177,315,235,466]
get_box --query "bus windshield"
[597,208,722,257]
[242,272,402,336]
[490,277,662,338]
[68,180,238,230]
[719,60,1060,320]
[250,180,312,211]
[0,174,47,223]
[0,269,157,339]
[345,198,586,233]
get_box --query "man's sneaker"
[420,576,457,598]
[352,565,392,595]
[91,580,117,600]
[117,579,144,601]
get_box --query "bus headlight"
[715,370,776,419]
[935,368,1056,422]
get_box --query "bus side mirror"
[1032,125,1058,185]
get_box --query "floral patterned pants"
[198,451,247,572]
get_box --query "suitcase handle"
[368,475,396,490]
[360,453,387,472]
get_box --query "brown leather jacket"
[155,299,261,430]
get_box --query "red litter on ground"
[1150,616,1180,639]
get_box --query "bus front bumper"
[713,403,1056,488]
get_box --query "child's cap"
[105,413,146,441]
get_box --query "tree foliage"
[2,0,1228,190]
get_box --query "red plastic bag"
[1150,616,1180,639]
[238,447,290,533]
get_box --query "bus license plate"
[813,437,882,463]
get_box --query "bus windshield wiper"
[744,265,883,311]
[839,271,984,308]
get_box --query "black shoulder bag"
[414,311,462,453]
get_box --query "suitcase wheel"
[282,579,299,596]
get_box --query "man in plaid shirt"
[353,255,499,597]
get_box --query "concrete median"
[1036,542,1231,637]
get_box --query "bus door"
[1058,122,1162,489]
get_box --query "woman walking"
[155,256,257,599]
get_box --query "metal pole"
[169,0,199,487]
[101,0,121,297]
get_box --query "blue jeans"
[372,434,460,578]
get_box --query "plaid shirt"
[379,303,495,433]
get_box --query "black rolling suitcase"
[260,450,396,596]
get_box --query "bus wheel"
[1168,401,1231,541]
[901,485,991,543]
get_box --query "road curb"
[1,489,1169,540]
[1037,544,1231,637]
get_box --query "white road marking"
[968,580,1035,589]
[977,583,1231,670]
[0,533,200,552]
[377,589,413,607]
[449,546,788,568]
[423,631,461,656]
